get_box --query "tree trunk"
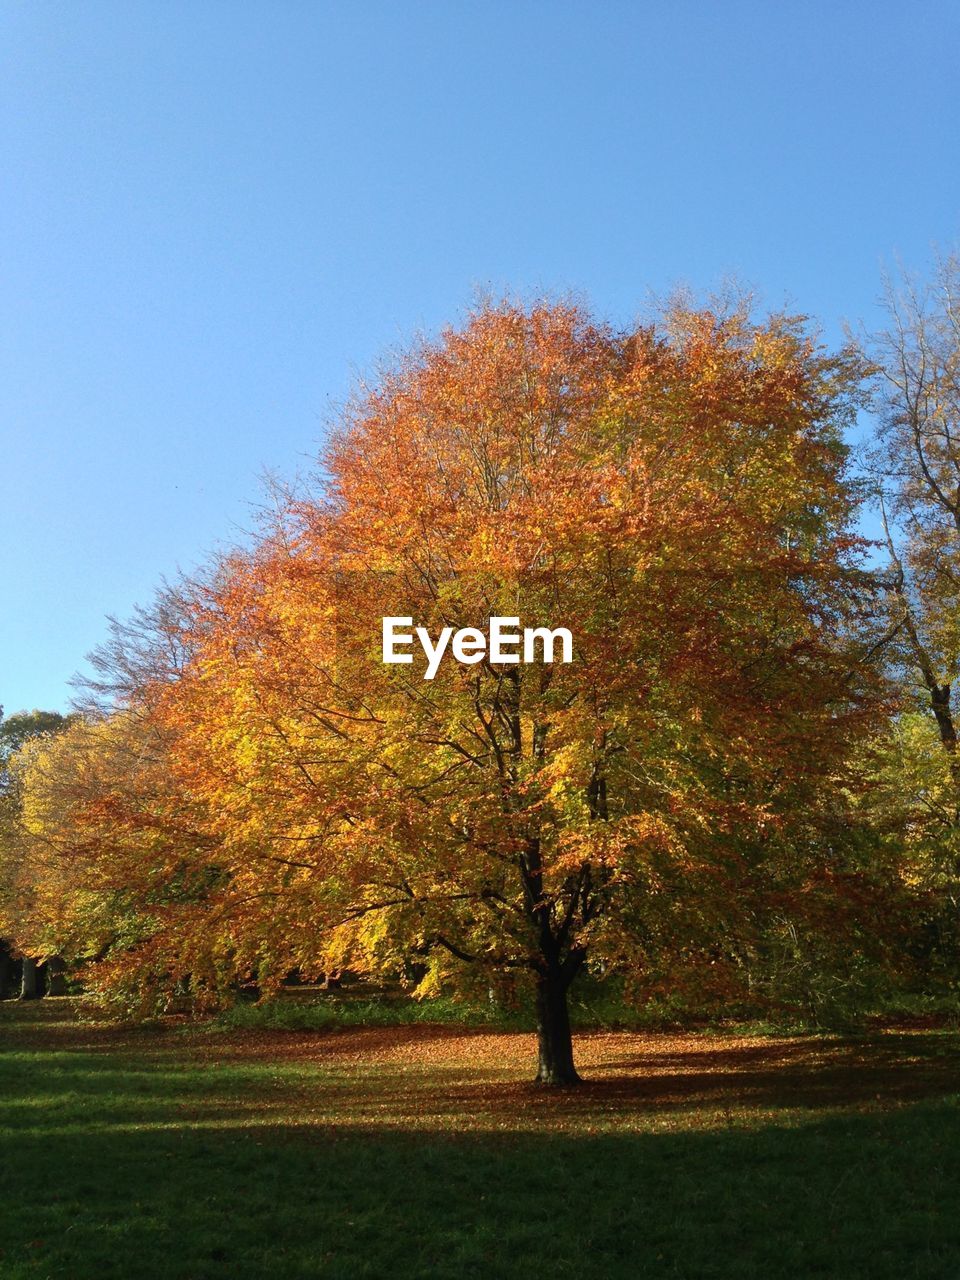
[0,947,12,999]
[47,956,68,997]
[928,683,960,782]
[19,957,38,1000]
[534,966,581,1086]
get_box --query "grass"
[211,991,528,1033]
[209,984,832,1036]
[2,1000,960,1278]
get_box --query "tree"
[16,299,880,1082]
[7,706,231,1012]
[0,710,73,766]
[0,709,74,997]
[866,253,960,783]
[858,256,960,992]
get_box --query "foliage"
[857,256,960,997]
[0,707,75,964]
[865,253,960,771]
[0,708,73,768]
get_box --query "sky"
[1,0,958,715]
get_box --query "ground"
[1,1000,959,1278]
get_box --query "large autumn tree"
[16,298,881,1082]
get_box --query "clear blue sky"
[1,1,957,714]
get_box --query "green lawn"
[1,1000,959,1279]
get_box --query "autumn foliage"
[3,298,889,1081]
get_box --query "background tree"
[866,253,960,775]
[861,254,960,993]
[0,710,73,768]
[0,708,73,997]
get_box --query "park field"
[1,1001,960,1279]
